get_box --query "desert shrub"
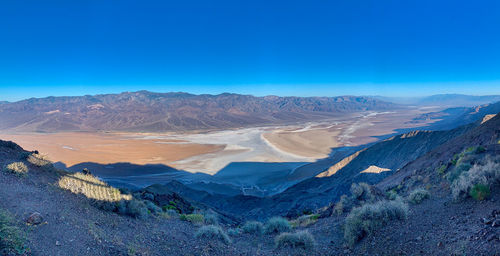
[203,212,218,225]
[447,163,472,182]
[451,157,500,200]
[180,214,204,224]
[242,221,264,234]
[126,199,149,219]
[27,153,56,171]
[3,162,28,177]
[0,209,27,255]
[469,184,490,201]
[195,225,231,244]
[264,217,291,234]
[334,195,352,215]
[350,183,374,202]
[407,188,430,204]
[144,200,161,214]
[386,190,398,200]
[162,209,179,219]
[58,172,130,202]
[291,214,319,228]
[275,230,315,250]
[227,228,242,236]
[344,199,408,246]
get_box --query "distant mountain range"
[375,94,500,107]
[0,91,396,132]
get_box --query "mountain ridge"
[0,91,397,132]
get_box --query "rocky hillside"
[0,91,396,132]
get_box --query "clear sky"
[1,0,500,101]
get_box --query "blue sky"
[1,0,499,101]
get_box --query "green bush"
[3,162,28,177]
[344,199,408,247]
[275,230,315,250]
[242,221,263,234]
[407,188,430,204]
[469,184,490,201]
[0,209,26,255]
[264,217,291,234]
[179,214,204,224]
[195,225,230,244]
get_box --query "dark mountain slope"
[378,112,500,191]
[0,91,396,132]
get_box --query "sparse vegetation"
[264,217,291,234]
[3,162,28,177]
[195,225,230,244]
[242,221,264,234]
[290,214,319,228]
[179,214,204,224]
[203,212,218,225]
[160,209,179,219]
[451,156,500,200]
[0,209,26,255]
[126,199,149,219]
[344,199,408,247]
[275,230,315,250]
[407,188,430,204]
[350,182,374,202]
[335,183,376,215]
[469,184,491,201]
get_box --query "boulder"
[26,212,43,225]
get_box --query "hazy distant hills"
[0,91,396,132]
[375,94,500,107]
[411,101,500,130]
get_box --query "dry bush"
[179,214,204,224]
[58,172,130,202]
[264,217,291,234]
[451,156,500,200]
[242,221,264,234]
[3,162,28,177]
[27,154,56,172]
[290,214,319,228]
[344,199,408,247]
[195,225,230,244]
[275,230,315,250]
[407,188,430,204]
